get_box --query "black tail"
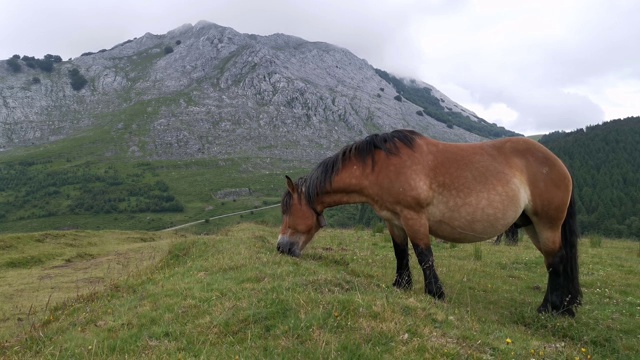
[561,190,582,307]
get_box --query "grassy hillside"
[0,131,386,234]
[0,127,303,233]
[2,224,638,358]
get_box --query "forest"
[540,116,640,238]
[0,160,183,222]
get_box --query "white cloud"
[474,103,519,127]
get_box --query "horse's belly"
[429,217,513,243]
[428,189,528,243]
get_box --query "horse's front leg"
[387,223,412,290]
[412,244,445,300]
[403,216,445,300]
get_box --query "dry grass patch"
[0,230,183,341]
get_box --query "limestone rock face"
[0,21,484,160]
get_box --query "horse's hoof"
[537,304,550,314]
[393,281,413,290]
[557,307,576,318]
[537,304,575,318]
[393,278,412,290]
[427,287,446,301]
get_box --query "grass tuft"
[589,235,603,248]
[473,243,482,261]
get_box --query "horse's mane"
[282,129,422,214]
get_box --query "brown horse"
[278,130,581,316]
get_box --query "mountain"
[0,21,516,162]
[0,21,525,234]
[539,117,640,238]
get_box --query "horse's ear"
[285,175,296,194]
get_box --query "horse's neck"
[316,162,369,211]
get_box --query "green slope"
[0,128,304,233]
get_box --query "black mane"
[282,129,421,214]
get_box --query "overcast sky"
[2,0,638,135]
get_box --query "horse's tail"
[562,189,582,308]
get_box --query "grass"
[0,230,182,341]
[588,234,603,248]
[1,224,638,358]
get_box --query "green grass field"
[1,224,638,359]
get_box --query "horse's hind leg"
[527,226,575,317]
[387,222,412,290]
[542,247,575,317]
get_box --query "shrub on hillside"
[68,68,88,91]
[44,54,63,63]
[6,58,21,72]
[35,59,54,72]
[164,46,174,54]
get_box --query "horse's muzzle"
[277,236,301,257]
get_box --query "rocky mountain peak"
[0,21,491,160]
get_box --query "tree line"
[540,116,640,239]
[5,54,62,73]
[0,161,183,221]
[4,54,88,91]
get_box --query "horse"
[278,129,581,316]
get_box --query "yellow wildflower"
[505,338,512,345]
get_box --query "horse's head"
[277,175,326,257]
